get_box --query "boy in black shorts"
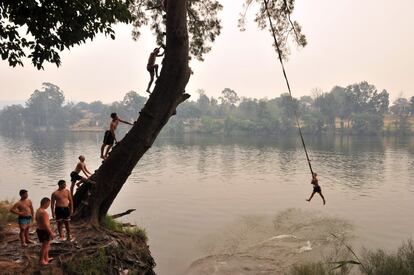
[100,113,133,159]
[35,197,54,265]
[51,180,73,241]
[70,155,95,197]
[306,173,326,205]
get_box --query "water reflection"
[1,132,414,275]
[28,132,66,182]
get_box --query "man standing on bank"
[51,180,73,241]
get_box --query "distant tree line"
[0,82,146,133]
[0,81,413,136]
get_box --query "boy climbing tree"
[101,112,133,159]
[70,155,95,197]
[146,45,165,94]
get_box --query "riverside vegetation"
[1,82,413,136]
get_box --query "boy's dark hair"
[58,180,66,186]
[19,189,28,197]
[110,113,117,119]
[40,197,50,206]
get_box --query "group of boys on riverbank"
[8,113,132,266]
[9,181,73,266]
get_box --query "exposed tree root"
[0,222,155,275]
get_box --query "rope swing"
[263,0,314,176]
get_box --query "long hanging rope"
[263,0,314,176]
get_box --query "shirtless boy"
[51,180,73,240]
[10,189,34,247]
[146,46,165,93]
[35,197,54,265]
[100,112,133,159]
[306,173,326,205]
[70,155,95,197]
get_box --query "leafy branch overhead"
[0,0,306,68]
[130,0,223,61]
[0,0,133,69]
[239,0,307,60]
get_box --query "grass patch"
[289,240,414,275]
[290,262,336,275]
[0,201,14,239]
[123,226,148,242]
[64,248,108,275]
[102,215,123,232]
[362,240,414,275]
[102,216,148,242]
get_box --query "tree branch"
[111,209,136,219]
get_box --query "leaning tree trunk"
[73,0,191,225]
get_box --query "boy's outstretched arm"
[118,118,133,125]
[83,165,92,176]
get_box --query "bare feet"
[59,236,65,241]
[26,240,34,244]
[66,235,76,242]
[21,243,28,247]
[47,257,54,262]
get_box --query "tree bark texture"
[73,0,191,225]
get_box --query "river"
[0,132,413,274]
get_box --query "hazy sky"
[0,0,413,103]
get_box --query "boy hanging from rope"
[146,45,165,94]
[306,173,326,205]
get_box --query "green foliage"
[0,201,15,239]
[345,81,389,115]
[131,0,223,61]
[362,240,414,275]
[239,0,307,60]
[410,96,414,114]
[24,82,67,129]
[200,116,224,133]
[124,226,148,243]
[1,81,412,136]
[0,0,132,68]
[393,115,411,136]
[220,88,240,106]
[351,112,384,135]
[0,104,25,132]
[390,98,410,116]
[64,248,108,275]
[291,240,414,275]
[102,215,124,232]
[103,215,148,243]
[289,262,336,275]
[2,0,305,67]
